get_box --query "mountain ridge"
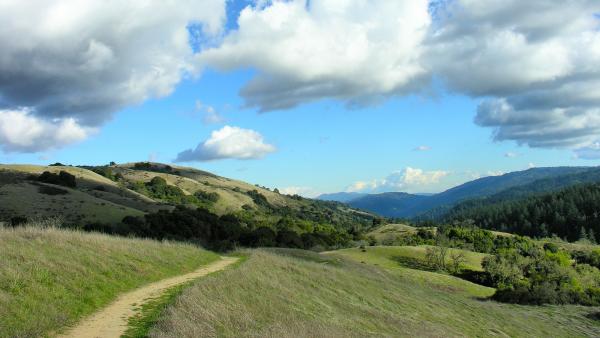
[320,166,600,219]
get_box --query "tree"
[426,246,448,271]
[449,250,466,274]
[579,227,589,242]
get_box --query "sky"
[0,0,599,197]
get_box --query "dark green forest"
[445,183,600,242]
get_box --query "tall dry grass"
[150,249,600,338]
[0,220,218,338]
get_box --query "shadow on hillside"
[390,255,435,271]
[390,255,495,289]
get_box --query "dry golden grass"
[149,249,600,338]
[0,222,219,338]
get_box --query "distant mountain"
[341,166,600,219]
[348,192,429,218]
[317,192,367,203]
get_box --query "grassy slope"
[150,249,600,338]
[331,245,488,271]
[0,165,163,224]
[0,225,219,338]
[0,163,368,226]
[113,163,306,215]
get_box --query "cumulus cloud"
[175,125,275,162]
[197,0,431,111]
[0,108,95,152]
[0,0,226,152]
[197,0,600,155]
[504,152,519,158]
[347,167,449,193]
[428,0,600,150]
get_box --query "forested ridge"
[446,183,600,242]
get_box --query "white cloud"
[175,125,276,162]
[413,145,431,151]
[202,106,226,125]
[429,0,600,150]
[0,0,226,152]
[0,108,95,152]
[196,100,226,125]
[347,167,449,193]
[197,0,431,111]
[574,142,600,160]
[504,152,519,158]
[279,186,319,198]
[197,0,600,156]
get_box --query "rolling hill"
[321,166,600,219]
[0,162,369,222]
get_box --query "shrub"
[37,171,76,188]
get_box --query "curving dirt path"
[59,256,239,338]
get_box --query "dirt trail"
[59,256,238,338]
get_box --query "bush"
[194,190,220,203]
[543,242,559,253]
[37,171,76,188]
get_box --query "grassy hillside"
[0,164,164,224]
[331,245,488,272]
[149,249,600,337]
[0,223,219,338]
[0,163,373,233]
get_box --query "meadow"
[149,249,600,337]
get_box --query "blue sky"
[0,1,599,196]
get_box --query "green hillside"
[149,249,600,337]
[0,222,218,338]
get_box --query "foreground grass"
[123,256,247,338]
[150,249,600,337]
[0,225,219,338]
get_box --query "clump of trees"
[84,205,353,251]
[194,190,220,204]
[37,171,76,188]
[89,167,123,182]
[246,190,271,209]
[132,162,181,175]
[483,245,600,306]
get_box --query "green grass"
[326,245,491,298]
[149,249,600,337]
[0,223,219,338]
[332,245,488,271]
